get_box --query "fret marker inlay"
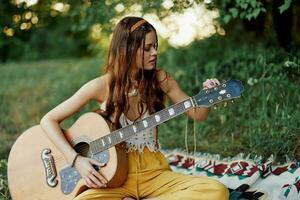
[184,101,191,108]
[155,115,160,122]
[143,120,148,127]
[168,108,175,115]
[132,125,137,132]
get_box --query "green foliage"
[223,0,266,23]
[0,0,165,62]
[279,0,293,14]
[0,58,105,198]
[0,58,103,160]
[0,1,298,199]
[0,160,9,200]
[1,41,299,163]
[0,34,299,199]
[1,0,297,62]
[213,0,295,24]
[158,34,300,162]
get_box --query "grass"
[0,58,103,160]
[0,53,299,161]
[0,43,299,199]
[0,58,104,199]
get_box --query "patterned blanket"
[162,150,300,200]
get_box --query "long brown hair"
[101,16,165,130]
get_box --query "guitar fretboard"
[90,98,195,154]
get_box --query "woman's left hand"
[202,78,221,89]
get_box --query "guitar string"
[53,106,215,164]
[49,111,192,168]
[52,98,203,164]
[52,111,196,166]
[53,101,189,162]
[60,85,237,167]
[53,106,207,164]
[51,123,168,164]
[51,94,227,164]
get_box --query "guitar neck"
[90,97,196,154]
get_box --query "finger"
[204,78,217,89]
[85,178,98,188]
[203,80,211,86]
[209,78,216,86]
[89,159,108,183]
[91,168,108,184]
[90,159,106,167]
[84,179,92,188]
[84,179,90,188]
[88,178,99,188]
[204,80,214,88]
[213,78,220,85]
[88,173,105,188]
[91,167,108,184]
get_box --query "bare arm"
[40,75,109,188]
[40,75,107,163]
[158,70,220,121]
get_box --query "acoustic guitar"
[7,79,243,200]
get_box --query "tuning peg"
[213,105,218,110]
[231,100,235,104]
[223,102,228,107]
[222,80,227,87]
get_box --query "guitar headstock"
[193,79,243,108]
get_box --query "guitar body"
[8,112,128,200]
[7,79,244,200]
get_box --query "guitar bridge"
[41,148,58,187]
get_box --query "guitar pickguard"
[59,150,110,195]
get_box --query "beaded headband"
[130,19,147,33]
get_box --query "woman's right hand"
[74,155,108,188]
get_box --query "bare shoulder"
[41,74,109,123]
[83,74,109,103]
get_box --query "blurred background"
[0,0,299,198]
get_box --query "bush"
[0,159,9,200]
[158,34,300,162]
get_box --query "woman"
[40,16,229,200]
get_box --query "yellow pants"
[74,148,229,200]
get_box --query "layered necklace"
[128,80,139,97]
[128,88,138,97]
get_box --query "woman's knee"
[192,177,229,200]
[212,180,229,200]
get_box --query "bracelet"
[71,153,80,168]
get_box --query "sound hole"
[74,142,91,157]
